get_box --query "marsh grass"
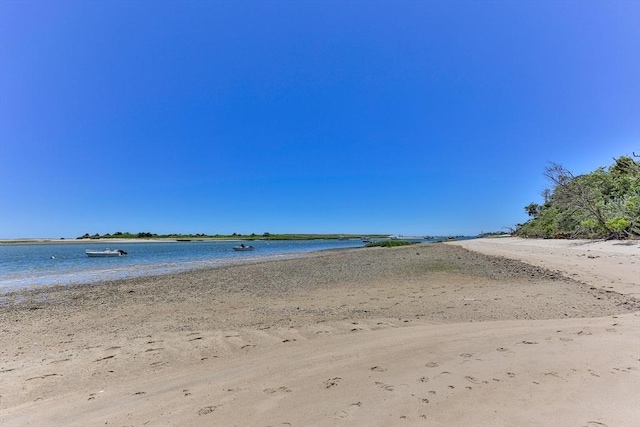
[365,240,418,248]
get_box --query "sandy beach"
[1,238,638,426]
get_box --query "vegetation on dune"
[365,240,418,248]
[515,155,640,239]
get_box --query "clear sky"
[1,1,638,239]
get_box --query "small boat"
[86,248,128,257]
[233,244,254,251]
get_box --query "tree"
[516,155,640,239]
[544,162,612,235]
[525,203,541,218]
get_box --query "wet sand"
[1,238,638,426]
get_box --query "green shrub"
[516,155,639,239]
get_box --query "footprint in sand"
[375,381,394,391]
[376,321,395,327]
[464,375,481,384]
[336,402,362,419]
[370,366,387,372]
[263,386,292,394]
[150,361,168,368]
[324,377,342,389]
[425,362,440,368]
[198,405,220,416]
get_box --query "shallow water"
[0,239,373,293]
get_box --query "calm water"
[0,239,374,294]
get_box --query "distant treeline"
[76,232,390,240]
[515,155,639,239]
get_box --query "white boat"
[85,248,128,257]
[232,245,254,251]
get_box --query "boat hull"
[85,249,127,257]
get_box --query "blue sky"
[1,1,638,239]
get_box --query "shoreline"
[1,239,638,426]
[0,243,363,298]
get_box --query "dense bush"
[515,155,640,239]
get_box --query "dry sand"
[0,238,638,426]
